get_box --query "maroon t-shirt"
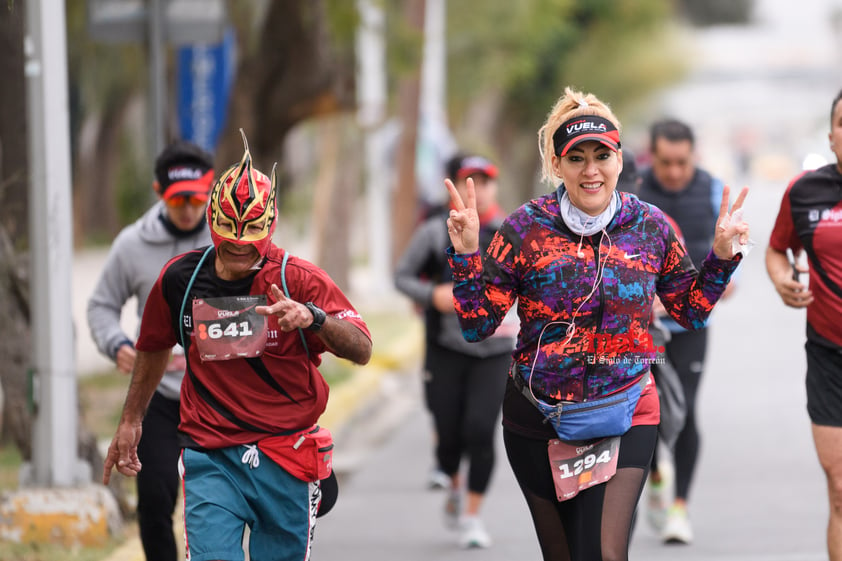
[137,245,371,449]
[769,164,842,349]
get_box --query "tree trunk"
[72,96,134,242]
[0,2,28,243]
[0,0,32,453]
[312,114,360,291]
[216,0,356,174]
[0,221,32,453]
[391,0,426,266]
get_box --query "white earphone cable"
[528,229,612,403]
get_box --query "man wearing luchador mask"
[103,130,372,561]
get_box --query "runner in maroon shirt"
[766,89,842,561]
[103,131,372,561]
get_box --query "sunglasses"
[165,195,208,208]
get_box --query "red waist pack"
[258,425,334,482]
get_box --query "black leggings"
[136,391,181,561]
[505,425,658,561]
[425,345,510,493]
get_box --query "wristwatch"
[304,302,327,332]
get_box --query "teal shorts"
[180,445,321,561]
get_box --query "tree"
[390,0,425,266]
[0,0,31,452]
[445,0,691,208]
[204,1,361,286]
[0,1,27,243]
[215,0,357,170]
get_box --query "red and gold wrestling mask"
[207,130,278,258]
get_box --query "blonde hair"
[537,87,622,185]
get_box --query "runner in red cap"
[88,140,214,561]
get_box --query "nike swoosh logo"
[624,252,641,259]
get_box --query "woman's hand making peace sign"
[712,185,751,260]
[445,177,480,254]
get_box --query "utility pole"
[24,0,89,487]
[148,0,167,157]
[391,0,426,266]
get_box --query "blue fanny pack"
[519,371,649,443]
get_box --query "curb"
[102,536,144,561]
[320,316,422,430]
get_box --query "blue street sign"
[177,27,236,153]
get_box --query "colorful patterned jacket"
[448,188,740,404]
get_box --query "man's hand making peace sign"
[445,177,481,254]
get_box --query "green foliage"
[560,3,691,119]
[66,0,152,241]
[65,0,146,115]
[446,0,690,130]
[0,539,122,561]
[447,0,575,109]
[325,0,362,46]
[114,134,151,226]
[0,444,21,490]
[384,0,426,79]
[63,0,694,242]
[77,369,128,441]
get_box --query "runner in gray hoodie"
[87,140,213,561]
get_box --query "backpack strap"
[281,251,310,359]
[176,247,292,434]
[178,245,214,348]
[173,246,310,437]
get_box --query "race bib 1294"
[548,436,620,501]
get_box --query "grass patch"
[364,309,420,352]
[0,445,22,490]
[319,357,354,387]
[78,369,130,441]
[0,539,124,561]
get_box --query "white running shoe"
[444,490,461,530]
[646,477,669,531]
[662,505,693,545]
[645,460,673,531]
[459,516,492,549]
[427,468,450,490]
